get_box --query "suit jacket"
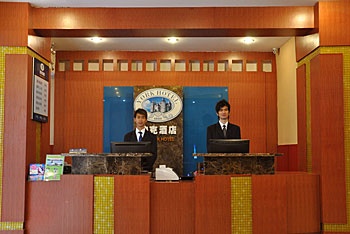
[124,129,157,171]
[206,122,241,149]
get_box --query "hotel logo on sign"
[134,88,183,123]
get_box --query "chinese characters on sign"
[149,125,177,142]
[149,125,177,135]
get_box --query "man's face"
[217,106,230,120]
[134,113,147,129]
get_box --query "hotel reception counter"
[25,173,320,234]
[194,153,282,175]
[62,152,153,175]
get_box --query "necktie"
[138,131,143,142]
[222,125,227,138]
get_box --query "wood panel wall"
[295,1,350,62]
[0,2,29,47]
[310,54,346,223]
[318,1,350,46]
[276,144,298,171]
[151,181,194,234]
[252,173,320,234]
[30,7,314,37]
[114,175,150,234]
[195,175,232,234]
[3,55,30,221]
[296,64,308,171]
[53,51,277,154]
[25,175,94,234]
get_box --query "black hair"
[215,99,231,113]
[134,108,148,119]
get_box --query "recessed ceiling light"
[167,37,179,44]
[90,37,103,43]
[242,37,255,44]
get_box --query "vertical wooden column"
[3,54,30,222]
[310,54,346,223]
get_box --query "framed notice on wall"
[32,58,49,123]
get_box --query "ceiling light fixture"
[242,37,256,44]
[167,37,179,44]
[90,37,103,43]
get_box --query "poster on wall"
[32,58,49,123]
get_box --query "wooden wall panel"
[232,72,267,152]
[318,1,350,46]
[286,173,320,233]
[27,35,52,62]
[195,175,231,234]
[296,64,308,171]
[3,55,30,221]
[0,2,29,46]
[265,72,278,153]
[295,3,319,62]
[295,33,320,62]
[53,51,278,154]
[25,175,94,234]
[252,173,320,233]
[310,54,346,223]
[114,175,150,234]
[150,181,194,234]
[252,175,288,234]
[62,72,104,153]
[31,7,314,37]
[310,56,322,174]
[276,144,298,171]
[276,145,290,171]
[53,72,66,154]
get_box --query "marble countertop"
[62,153,153,157]
[193,153,283,157]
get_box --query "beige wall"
[277,37,298,145]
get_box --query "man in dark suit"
[206,99,241,150]
[124,108,157,172]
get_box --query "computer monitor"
[207,139,250,153]
[110,141,152,153]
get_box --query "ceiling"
[5,0,319,52]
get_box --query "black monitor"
[207,139,250,153]
[110,141,152,153]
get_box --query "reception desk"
[62,153,152,175]
[25,173,320,234]
[193,153,282,175]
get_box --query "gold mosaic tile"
[94,176,114,234]
[0,222,23,230]
[231,177,252,234]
